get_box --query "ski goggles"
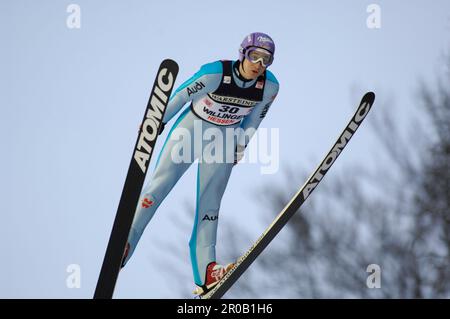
[245,47,274,67]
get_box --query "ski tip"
[363,91,376,104]
[160,59,179,73]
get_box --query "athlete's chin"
[250,70,262,78]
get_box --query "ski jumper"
[122,60,279,286]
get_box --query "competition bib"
[191,93,258,126]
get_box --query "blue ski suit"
[123,59,279,286]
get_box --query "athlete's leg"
[189,125,236,285]
[123,109,196,265]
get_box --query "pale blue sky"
[1,0,449,298]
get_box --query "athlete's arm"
[162,61,223,123]
[237,71,279,148]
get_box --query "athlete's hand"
[234,144,246,165]
[158,122,166,135]
[138,122,166,135]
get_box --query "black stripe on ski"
[94,59,179,299]
[202,92,376,299]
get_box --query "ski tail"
[202,92,375,299]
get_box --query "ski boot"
[193,261,235,296]
[121,242,130,268]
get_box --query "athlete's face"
[241,58,266,80]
